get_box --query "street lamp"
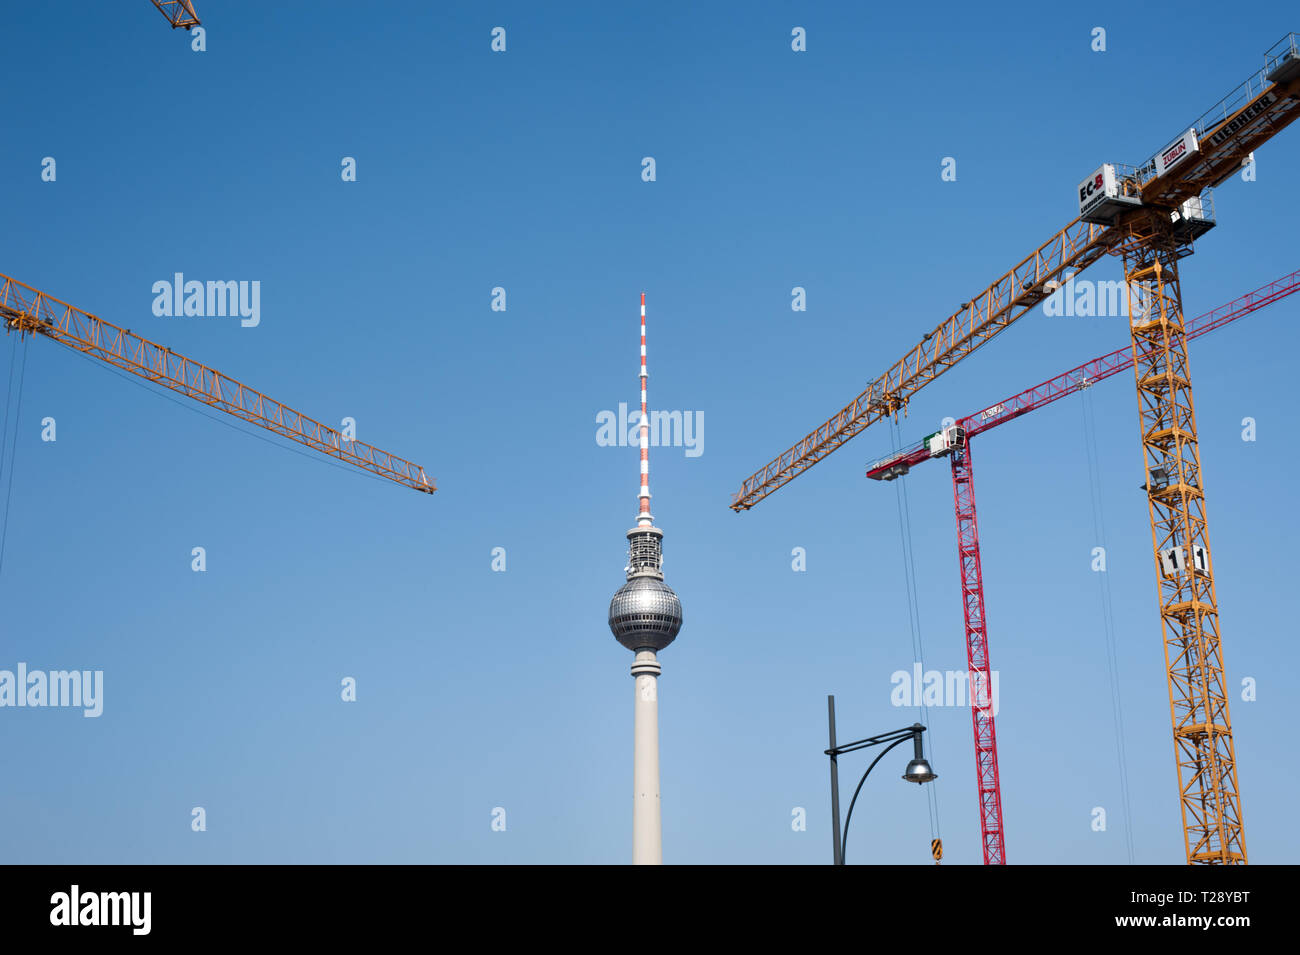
[824,695,937,865]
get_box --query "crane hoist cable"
[0,334,30,582]
[888,415,943,845]
[0,332,16,479]
[60,344,402,492]
[1080,385,1137,864]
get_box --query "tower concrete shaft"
[631,650,662,864]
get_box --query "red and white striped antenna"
[637,292,653,527]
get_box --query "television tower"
[608,292,684,865]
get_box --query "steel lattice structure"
[865,268,1300,470]
[1120,232,1245,863]
[0,272,434,495]
[150,1,200,29]
[730,218,1114,510]
[949,441,1005,864]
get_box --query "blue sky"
[1,1,1296,864]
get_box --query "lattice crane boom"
[730,218,1113,510]
[964,269,1299,437]
[866,267,1300,480]
[150,1,200,30]
[0,272,434,495]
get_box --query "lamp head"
[903,758,937,784]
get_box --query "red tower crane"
[865,268,1300,864]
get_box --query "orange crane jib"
[730,33,1300,512]
[150,0,200,30]
[0,272,434,495]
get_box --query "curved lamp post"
[825,695,938,865]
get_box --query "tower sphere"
[608,575,683,652]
